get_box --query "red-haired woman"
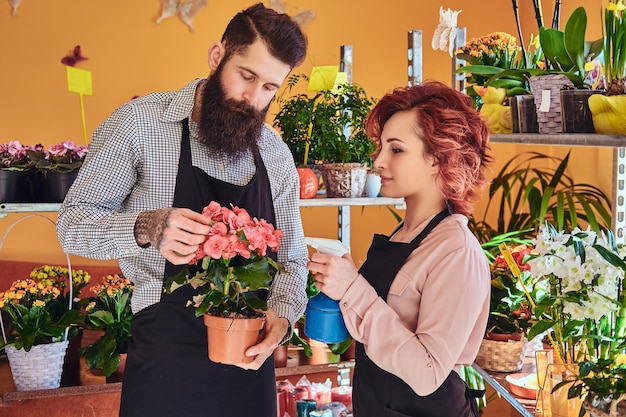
[307,81,493,417]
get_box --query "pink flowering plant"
[27,140,89,173]
[164,202,285,319]
[0,140,44,171]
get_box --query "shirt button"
[426,363,432,368]
[342,301,348,307]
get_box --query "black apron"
[120,119,278,417]
[353,209,483,417]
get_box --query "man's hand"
[235,309,289,370]
[134,208,212,264]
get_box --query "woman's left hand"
[307,252,359,300]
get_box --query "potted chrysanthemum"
[164,201,285,365]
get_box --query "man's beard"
[197,65,269,157]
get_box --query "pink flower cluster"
[47,140,89,163]
[190,201,284,264]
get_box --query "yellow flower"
[33,300,45,307]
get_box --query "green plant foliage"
[273,74,377,166]
[471,151,611,247]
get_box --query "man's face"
[197,39,291,156]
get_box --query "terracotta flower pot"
[203,314,265,365]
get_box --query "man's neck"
[191,80,206,123]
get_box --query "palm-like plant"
[471,151,611,250]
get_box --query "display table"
[0,344,354,417]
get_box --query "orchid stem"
[511,0,529,68]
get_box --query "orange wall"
[0,0,612,271]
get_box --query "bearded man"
[57,4,308,416]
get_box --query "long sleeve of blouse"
[339,214,490,396]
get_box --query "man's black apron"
[120,119,277,417]
[353,209,483,417]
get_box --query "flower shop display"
[164,201,284,364]
[0,140,44,203]
[0,278,83,390]
[589,0,626,134]
[526,223,626,416]
[81,274,133,380]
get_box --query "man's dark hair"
[221,2,307,68]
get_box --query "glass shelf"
[491,133,626,147]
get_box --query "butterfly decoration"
[268,0,316,28]
[61,45,88,67]
[431,6,462,58]
[156,0,208,32]
[8,0,21,16]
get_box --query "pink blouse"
[339,213,490,396]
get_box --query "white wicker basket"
[6,341,69,390]
[475,337,527,372]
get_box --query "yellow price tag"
[498,242,521,278]
[66,66,93,96]
[307,65,339,91]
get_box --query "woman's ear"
[208,42,226,71]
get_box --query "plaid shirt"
[57,79,309,331]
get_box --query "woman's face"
[373,110,439,200]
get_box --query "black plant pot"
[0,170,32,203]
[560,89,596,133]
[44,170,79,203]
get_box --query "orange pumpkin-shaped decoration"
[296,167,318,199]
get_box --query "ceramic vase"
[364,172,381,197]
[321,163,367,198]
[588,94,626,134]
[203,314,265,364]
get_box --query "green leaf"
[541,27,576,72]
[564,7,587,77]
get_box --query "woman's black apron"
[120,119,277,417]
[353,209,483,417]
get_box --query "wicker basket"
[475,337,527,372]
[530,74,574,134]
[6,340,69,391]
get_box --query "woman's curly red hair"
[366,80,493,217]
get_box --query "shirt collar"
[161,78,205,123]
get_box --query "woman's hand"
[307,252,359,300]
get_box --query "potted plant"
[0,277,83,390]
[27,140,89,202]
[475,243,545,373]
[588,0,626,134]
[524,223,626,415]
[0,140,45,203]
[164,201,285,365]
[81,273,133,381]
[273,74,377,197]
[469,150,611,247]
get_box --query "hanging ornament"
[431,6,462,57]
[268,0,316,28]
[156,0,207,32]
[9,0,21,16]
[178,0,207,32]
[61,45,88,67]
[156,0,179,23]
